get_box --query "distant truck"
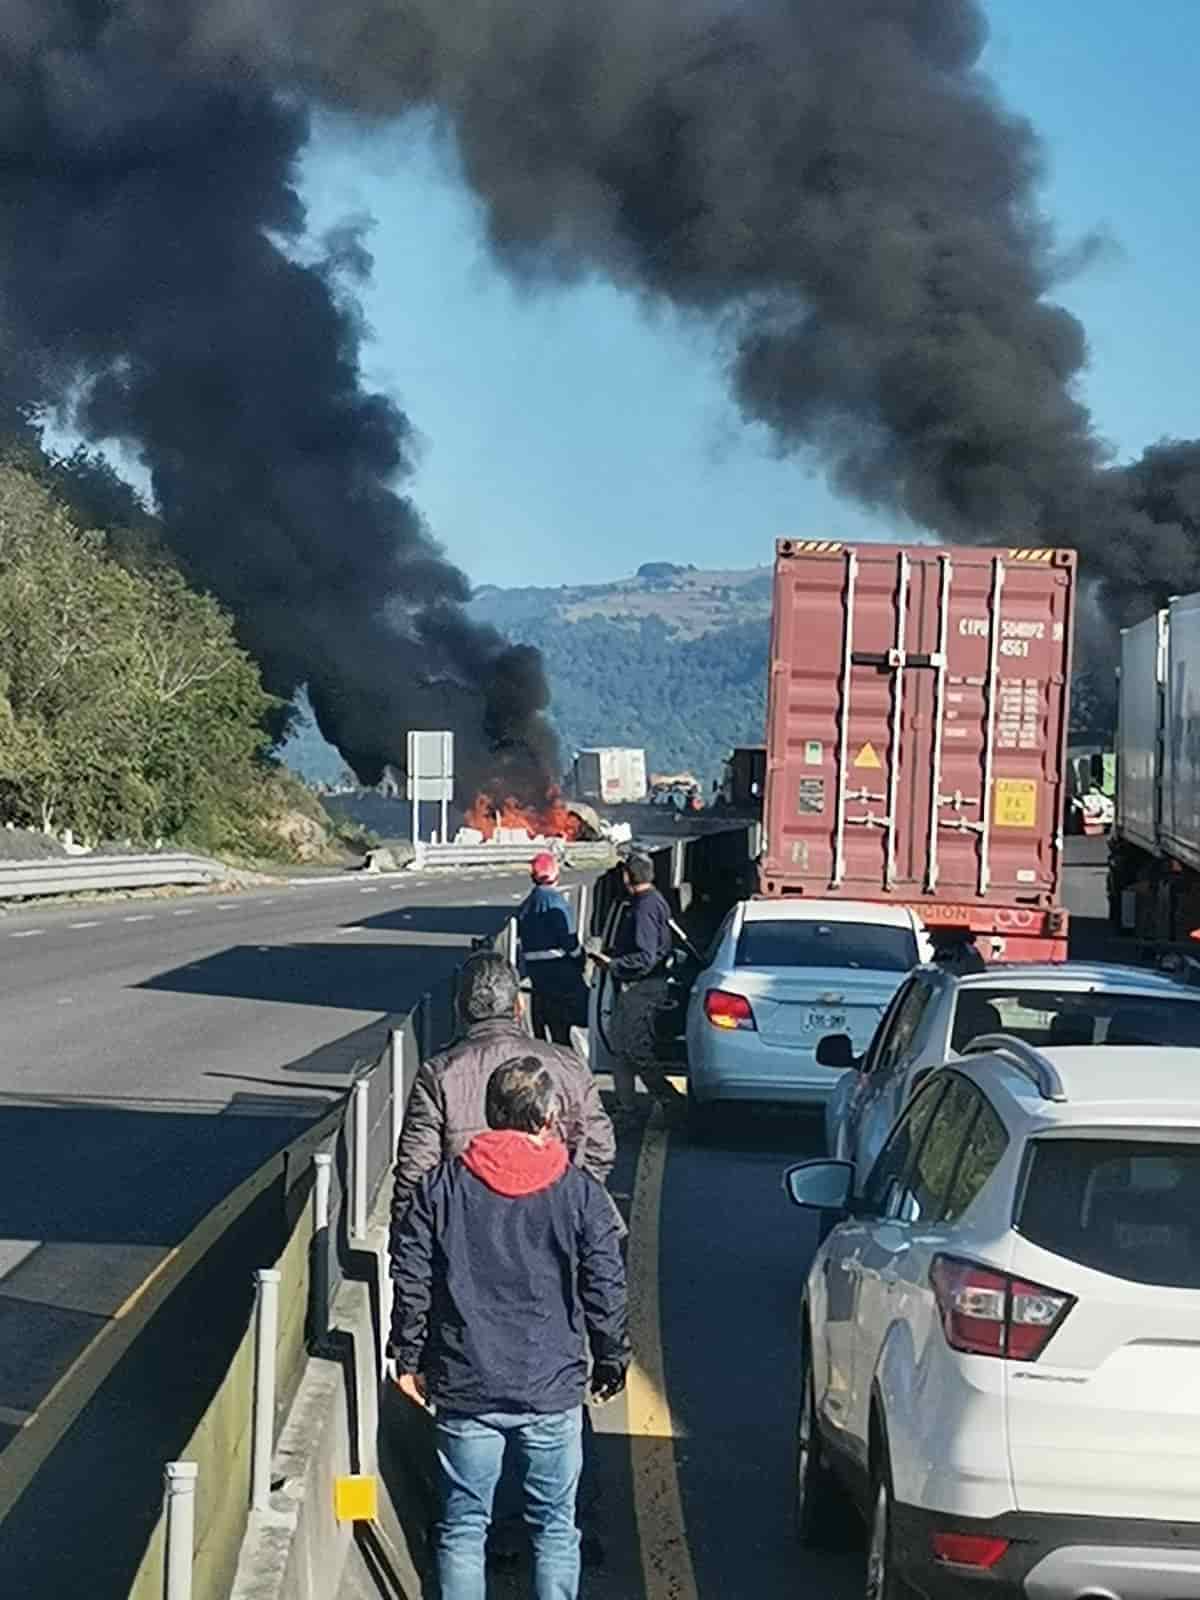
[715,745,766,813]
[571,746,648,805]
[1109,596,1200,939]
[759,539,1076,961]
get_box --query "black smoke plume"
[0,5,554,796]
[1,0,1195,783]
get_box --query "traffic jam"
[592,539,1200,1600]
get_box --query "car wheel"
[864,1445,913,1600]
[686,1093,720,1142]
[795,1333,853,1549]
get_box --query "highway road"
[361,839,1118,1600]
[0,864,542,1590]
[3,840,1120,1598]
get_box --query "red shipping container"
[759,540,1075,961]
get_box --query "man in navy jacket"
[516,851,586,1044]
[390,1057,630,1600]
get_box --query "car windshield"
[735,921,917,972]
[1018,1139,1200,1289]
[949,988,1200,1052]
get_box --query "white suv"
[786,1036,1200,1599]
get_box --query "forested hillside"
[470,564,771,782]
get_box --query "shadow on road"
[350,905,515,937]
[137,940,471,1014]
[661,1109,864,1600]
[0,1097,320,1599]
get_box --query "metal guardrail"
[0,852,229,900]
[413,839,617,871]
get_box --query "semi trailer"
[1109,594,1200,939]
[759,539,1076,961]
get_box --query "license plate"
[806,1010,847,1033]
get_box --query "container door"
[762,543,1073,905]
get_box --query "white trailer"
[572,747,648,805]
[1111,594,1200,936]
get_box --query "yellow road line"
[626,1108,699,1600]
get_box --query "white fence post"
[163,1461,198,1600]
[310,1152,332,1343]
[250,1268,281,1512]
[390,1028,405,1155]
[576,881,591,945]
[505,916,519,971]
[350,1077,370,1242]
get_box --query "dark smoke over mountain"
[1,0,1195,785]
[0,5,555,794]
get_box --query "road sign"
[406,731,454,803]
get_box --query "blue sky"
[298,1,1200,591]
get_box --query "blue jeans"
[435,1406,583,1600]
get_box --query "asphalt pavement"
[3,837,1120,1598]
[0,869,533,1466]
[396,837,1120,1600]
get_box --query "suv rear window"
[736,922,917,972]
[1018,1139,1200,1288]
[950,989,1200,1052]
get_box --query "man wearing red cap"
[516,851,586,1045]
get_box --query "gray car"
[822,961,1200,1185]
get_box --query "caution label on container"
[853,742,882,770]
[994,778,1037,829]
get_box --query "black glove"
[590,1361,628,1403]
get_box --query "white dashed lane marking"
[124,915,154,924]
[9,929,43,939]
[69,921,100,929]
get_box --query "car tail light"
[930,1256,1073,1362]
[931,1532,1010,1569]
[703,989,757,1031]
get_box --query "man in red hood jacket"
[390,1057,630,1600]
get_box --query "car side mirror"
[783,1160,853,1214]
[816,1033,857,1070]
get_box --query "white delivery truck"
[572,747,648,805]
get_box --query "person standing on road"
[516,852,586,1046]
[390,1058,631,1600]
[930,927,988,974]
[391,951,614,1226]
[595,852,685,1121]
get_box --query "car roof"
[934,961,1200,998]
[957,1044,1200,1129]
[742,898,918,929]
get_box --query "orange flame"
[465,789,585,842]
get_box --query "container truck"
[716,746,767,813]
[1108,595,1200,940]
[572,747,648,805]
[759,539,1076,961]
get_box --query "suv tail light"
[703,989,757,1031]
[930,1255,1074,1362]
[931,1532,1010,1569]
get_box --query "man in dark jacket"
[516,852,586,1045]
[390,1058,630,1600]
[392,951,615,1227]
[594,852,684,1118]
[931,927,988,974]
